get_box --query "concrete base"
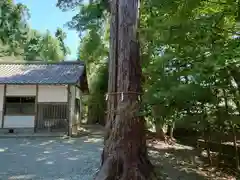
[0,125,105,138]
[0,128,68,138]
[0,133,68,138]
[0,128,34,134]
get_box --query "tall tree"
[55,27,70,58]
[0,0,69,62]
[40,30,65,61]
[96,0,153,179]
[78,27,108,125]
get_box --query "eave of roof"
[0,61,85,85]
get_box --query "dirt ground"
[79,125,237,179]
[148,140,237,180]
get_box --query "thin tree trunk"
[218,136,223,167]
[231,124,240,171]
[96,0,153,179]
[167,122,175,140]
[202,104,212,166]
[223,89,240,170]
[204,129,212,166]
[228,74,240,171]
[155,119,166,140]
[215,105,224,167]
[152,105,166,141]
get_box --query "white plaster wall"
[69,86,76,134]
[6,85,36,96]
[0,85,4,110]
[76,87,81,99]
[38,85,68,102]
[0,85,4,127]
[4,115,35,128]
[75,87,82,125]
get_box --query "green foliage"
[58,0,240,137]
[79,30,107,65]
[0,0,69,62]
[87,63,108,124]
[55,27,71,57]
[60,0,110,124]
[39,30,65,61]
[54,0,240,172]
[139,0,240,139]
[57,0,108,32]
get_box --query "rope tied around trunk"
[105,91,145,118]
[105,91,142,101]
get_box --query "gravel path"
[0,136,103,180]
[0,133,234,180]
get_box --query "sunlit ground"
[149,141,235,180]
[0,136,103,180]
[0,123,234,180]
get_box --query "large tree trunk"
[95,0,153,179]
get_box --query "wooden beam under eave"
[67,85,72,136]
[1,84,6,128]
[34,84,38,133]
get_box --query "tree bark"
[231,123,240,171]
[204,129,212,166]
[167,122,175,140]
[152,105,167,141]
[155,119,166,140]
[95,0,154,179]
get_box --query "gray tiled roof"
[0,61,85,84]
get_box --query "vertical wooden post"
[78,86,82,128]
[1,84,6,128]
[67,85,72,136]
[34,84,38,133]
[74,85,82,129]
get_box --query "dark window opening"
[5,97,21,103]
[40,104,67,119]
[75,98,80,115]
[37,103,68,129]
[4,96,35,115]
[21,97,35,103]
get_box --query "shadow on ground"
[0,136,103,180]
[148,141,235,180]
[0,124,235,180]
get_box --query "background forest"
[0,0,70,62]
[59,0,240,173]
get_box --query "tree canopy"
[0,0,70,62]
